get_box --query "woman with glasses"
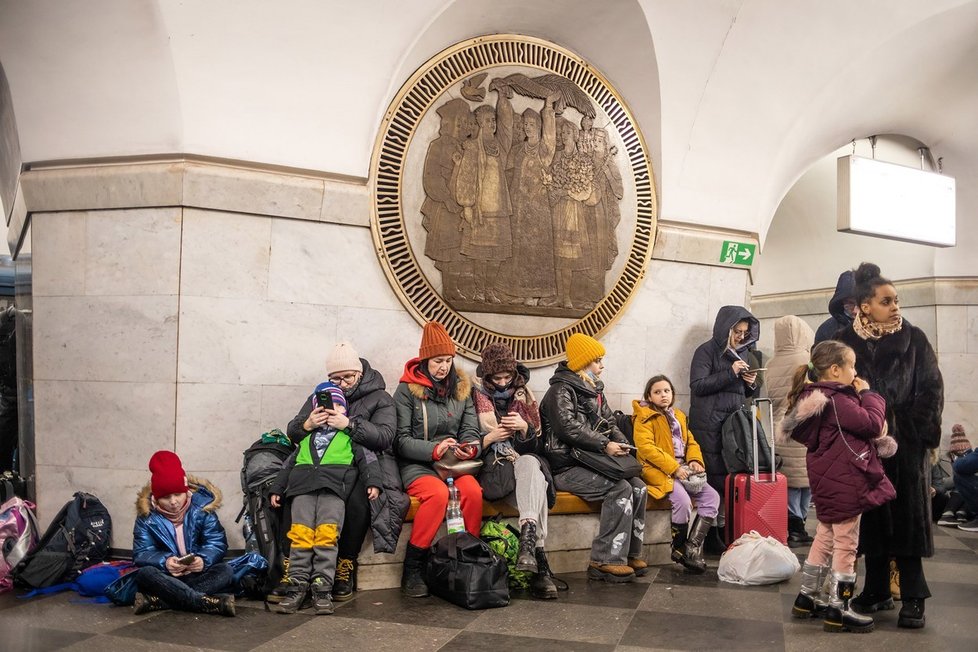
[688,306,761,550]
[278,342,409,603]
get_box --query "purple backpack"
[0,497,39,592]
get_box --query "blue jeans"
[788,487,811,521]
[134,562,233,612]
[954,470,978,514]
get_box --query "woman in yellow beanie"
[540,333,649,582]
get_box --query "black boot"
[266,556,291,604]
[273,579,308,614]
[332,557,357,602]
[529,548,558,600]
[516,521,538,573]
[788,516,813,548]
[199,594,236,617]
[897,598,925,629]
[823,572,874,633]
[683,516,714,573]
[310,576,334,615]
[792,562,828,618]
[133,592,170,615]
[670,522,689,567]
[401,544,430,598]
[703,525,726,556]
[850,590,895,614]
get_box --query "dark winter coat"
[285,358,408,554]
[269,431,380,501]
[472,367,556,507]
[835,323,944,557]
[133,477,228,570]
[392,360,480,488]
[688,306,760,489]
[780,383,894,523]
[814,271,855,345]
[540,362,629,474]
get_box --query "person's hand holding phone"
[304,406,329,431]
[605,441,629,457]
[741,371,757,385]
[453,442,478,460]
[500,412,528,435]
[184,555,204,574]
[323,409,350,431]
[433,438,458,460]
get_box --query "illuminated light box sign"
[837,155,956,247]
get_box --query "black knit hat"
[480,343,517,378]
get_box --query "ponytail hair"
[784,340,855,411]
[852,262,893,308]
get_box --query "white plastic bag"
[717,530,800,585]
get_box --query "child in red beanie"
[131,450,235,616]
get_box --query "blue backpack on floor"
[20,560,136,603]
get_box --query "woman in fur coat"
[834,263,944,629]
[392,321,481,598]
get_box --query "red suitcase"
[724,398,788,545]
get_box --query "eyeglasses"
[328,372,361,385]
[732,329,749,337]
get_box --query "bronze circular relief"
[370,34,656,365]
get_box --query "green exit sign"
[720,241,756,266]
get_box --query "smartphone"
[617,443,637,450]
[744,367,767,374]
[315,390,335,411]
[175,554,195,565]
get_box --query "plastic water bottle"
[445,477,465,534]
[242,514,259,552]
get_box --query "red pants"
[406,474,482,547]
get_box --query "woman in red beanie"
[392,321,481,597]
[131,450,235,616]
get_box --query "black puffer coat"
[835,323,943,557]
[287,358,409,554]
[688,306,760,491]
[814,271,855,345]
[540,362,628,474]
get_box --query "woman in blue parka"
[132,450,235,616]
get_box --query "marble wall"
[22,159,748,549]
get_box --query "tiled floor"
[2,523,976,652]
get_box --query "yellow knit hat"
[565,333,605,372]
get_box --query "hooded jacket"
[814,271,855,345]
[779,382,894,523]
[835,322,943,557]
[540,362,628,473]
[688,305,760,488]
[133,477,228,570]
[767,315,815,489]
[632,401,704,500]
[392,359,480,488]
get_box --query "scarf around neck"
[853,312,903,340]
[153,492,192,524]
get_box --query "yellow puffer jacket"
[632,400,705,499]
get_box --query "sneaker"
[310,577,334,615]
[937,511,958,526]
[587,561,635,583]
[958,517,978,532]
[955,511,970,523]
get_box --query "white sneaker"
[958,517,978,533]
[937,511,959,526]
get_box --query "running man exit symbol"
[720,241,756,266]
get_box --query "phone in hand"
[742,367,766,374]
[175,554,196,565]
[315,390,335,411]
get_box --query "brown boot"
[587,561,635,583]
[199,594,236,617]
[133,592,170,615]
[628,557,649,577]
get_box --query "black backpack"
[612,410,636,450]
[14,491,111,588]
[721,405,778,475]
[235,430,295,594]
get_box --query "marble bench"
[356,491,673,590]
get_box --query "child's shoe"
[791,562,828,618]
[332,557,357,602]
[266,557,291,603]
[133,592,169,615]
[273,579,308,614]
[199,594,236,617]
[310,577,334,615]
[823,572,873,633]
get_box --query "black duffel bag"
[570,447,642,480]
[425,532,509,610]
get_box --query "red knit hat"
[149,450,189,500]
[419,321,456,359]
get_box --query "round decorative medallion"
[370,34,656,365]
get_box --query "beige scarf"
[853,312,903,340]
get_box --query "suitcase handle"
[751,397,775,481]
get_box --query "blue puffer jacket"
[132,476,228,570]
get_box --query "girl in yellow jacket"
[633,375,720,573]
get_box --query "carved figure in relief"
[421,99,471,301]
[577,128,624,306]
[455,81,515,304]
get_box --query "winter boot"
[703,525,727,556]
[788,516,813,547]
[132,592,170,615]
[529,548,558,600]
[823,572,874,633]
[670,522,689,567]
[273,579,308,614]
[888,558,901,601]
[683,516,714,573]
[628,556,649,577]
[587,561,635,583]
[516,521,539,573]
[266,556,291,603]
[199,594,236,617]
[897,597,925,628]
[850,590,895,614]
[332,557,357,602]
[401,543,430,598]
[792,562,829,618]
[310,576,334,615]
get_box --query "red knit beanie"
[149,450,189,500]
[419,321,456,359]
